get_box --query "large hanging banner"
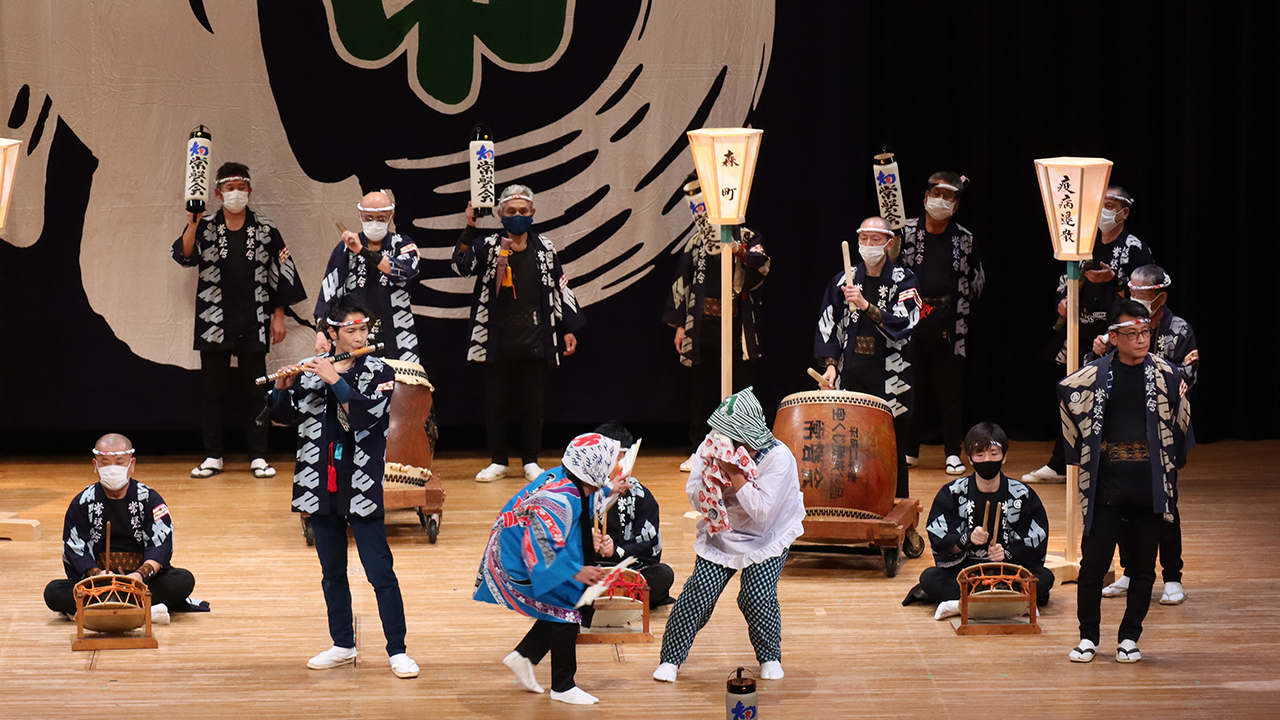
[0,0,774,428]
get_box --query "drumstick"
[336,221,348,235]
[993,501,1003,542]
[255,343,385,385]
[841,240,855,312]
[806,367,829,387]
[104,520,111,574]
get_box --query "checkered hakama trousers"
[659,550,787,665]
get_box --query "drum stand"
[952,563,1041,636]
[798,498,925,577]
[577,570,654,659]
[72,578,159,651]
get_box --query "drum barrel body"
[773,390,897,519]
[384,360,435,473]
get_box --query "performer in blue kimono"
[903,422,1053,620]
[475,432,620,706]
[1059,300,1192,664]
[894,172,985,475]
[816,216,921,497]
[269,294,417,680]
[43,434,195,625]
[1099,265,1199,604]
[172,162,307,479]
[454,185,587,483]
[313,191,421,363]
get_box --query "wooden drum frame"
[72,574,158,651]
[954,562,1041,636]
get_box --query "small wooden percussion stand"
[577,570,653,660]
[72,575,159,651]
[952,562,1041,636]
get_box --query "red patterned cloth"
[694,432,759,534]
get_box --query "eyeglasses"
[925,188,957,201]
[1115,329,1152,341]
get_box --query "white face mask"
[859,243,887,265]
[362,220,389,242]
[925,197,955,220]
[220,190,249,214]
[97,463,131,491]
[1099,208,1124,233]
[1132,297,1153,313]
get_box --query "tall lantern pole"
[1034,157,1112,576]
[686,128,763,399]
[0,136,40,541]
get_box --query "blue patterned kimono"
[474,467,591,624]
[314,234,421,363]
[271,354,396,518]
[60,480,175,578]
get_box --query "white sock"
[550,687,599,705]
[502,651,544,693]
[653,662,678,682]
[759,661,784,679]
[934,600,961,620]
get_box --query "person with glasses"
[454,184,586,484]
[1087,265,1199,605]
[1026,186,1154,484]
[313,190,422,362]
[815,216,921,498]
[894,172,985,476]
[1059,300,1193,664]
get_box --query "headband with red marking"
[93,448,135,457]
[497,193,533,207]
[1129,272,1172,291]
[1106,192,1134,206]
[356,202,395,213]
[216,175,251,187]
[857,226,895,237]
[1108,317,1151,332]
[327,316,371,327]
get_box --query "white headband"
[1129,273,1172,291]
[857,227,895,237]
[498,193,533,206]
[1108,318,1151,331]
[327,316,371,327]
[93,448,135,457]
[933,183,960,193]
[1106,193,1134,206]
[356,203,395,213]
[216,176,250,186]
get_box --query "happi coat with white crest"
[898,216,984,357]
[452,230,586,366]
[474,434,620,623]
[814,260,921,418]
[60,479,175,578]
[1057,351,1192,535]
[171,207,307,351]
[663,225,770,366]
[314,233,421,363]
[272,353,396,518]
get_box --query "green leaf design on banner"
[329,0,571,107]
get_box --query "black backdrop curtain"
[2,1,1276,454]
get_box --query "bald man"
[314,191,423,363]
[43,435,196,624]
[814,216,922,497]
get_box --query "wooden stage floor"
[2,440,1278,718]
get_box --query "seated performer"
[903,422,1053,620]
[454,186,586,483]
[269,295,418,679]
[592,422,676,608]
[1097,265,1199,605]
[1060,300,1192,664]
[44,434,196,625]
[314,190,421,362]
[816,216,921,497]
[653,388,805,683]
[474,433,618,706]
[172,162,307,479]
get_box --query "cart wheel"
[881,547,901,577]
[302,516,315,547]
[426,515,440,544]
[903,529,925,559]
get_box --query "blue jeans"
[311,513,407,656]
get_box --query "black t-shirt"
[1099,358,1153,506]
[221,224,258,337]
[102,496,144,555]
[490,243,543,361]
[917,232,954,298]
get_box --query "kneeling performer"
[904,422,1054,620]
[269,295,418,679]
[44,434,196,625]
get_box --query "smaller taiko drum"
[383,359,437,484]
[74,574,150,633]
[773,390,897,519]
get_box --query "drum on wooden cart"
[773,390,923,577]
[302,359,446,545]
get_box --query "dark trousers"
[483,359,547,466]
[906,316,964,458]
[1118,498,1183,583]
[44,567,196,615]
[689,326,757,451]
[1077,503,1162,644]
[841,361,910,498]
[640,562,676,607]
[311,513,407,656]
[515,620,580,692]
[200,347,268,459]
[918,560,1053,606]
